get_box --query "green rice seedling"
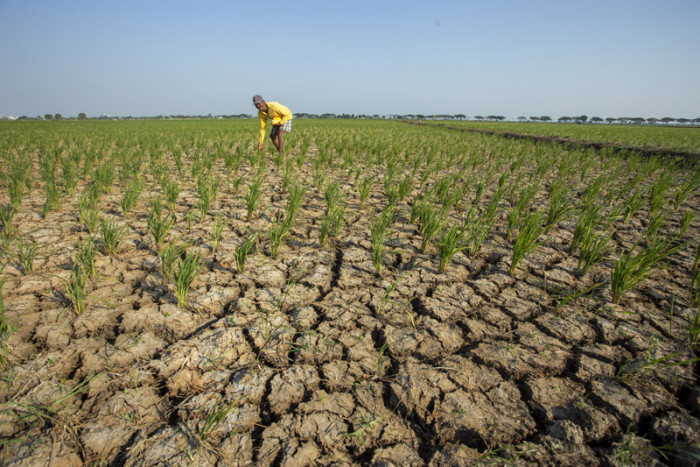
[273,150,284,171]
[78,192,97,218]
[370,206,394,276]
[579,152,596,182]
[484,184,505,224]
[16,238,37,275]
[610,239,682,304]
[437,223,468,274]
[119,177,144,215]
[570,203,602,254]
[409,194,428,225]
[678,210,693,239]
[553,282,603,311]
[173,252,201,307]
[234,232,258,273]
[376,275,403,315]
[319,203,345,246]
[324,181,343,213]
[285,183,306,226]
[507,183,540,240]
[277,261,309,313]
[602,203,625,231]
[162,178,180,211]
[510,211,545,275]
[467,179,482,203]
[65,265,88,314]
[0,205,16,240]
[159,238,189,280]
[101,219,125,255]
[545,180,572,233]
[186,207,197,233]
[466,217,491,256]
[75,237,96,277]
[39,151,61,215]
[616,350,700,380]
[645,212,667,241]
[312,163,326,190]
[282,157,294,192]
[674,169,700,211]
[93,161,115,194]
[649,169,674,216]
[211,214,225,254]
[151,196,164,220]
[199,397,238,442]
[231,175,244,194]
[6,176,25,211]
[60,155,79,195]
[147,208,174,254]
[694,243,700,272]
[576,230,612,276]
[623,188,645,223]
[197,174,220,219]
[418,201,443,253]
[245,175,264,221]
[397,173,414,201]
[344,416,380,450]
[269,213,291,257]
[85,180,103,205]
[386,184,400,207]
[581,174,606,208]
[42,181,61,215]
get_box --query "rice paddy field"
[0,118,699,465]
[424,120,700,156]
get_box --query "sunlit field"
[0,118,698,465]
[428,120,700,154]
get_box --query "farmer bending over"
[253,95,293,153]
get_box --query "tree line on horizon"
[2,113,699,125]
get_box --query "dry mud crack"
[1,123,699,466]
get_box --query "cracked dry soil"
[1,127,699,466]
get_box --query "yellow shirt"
[258,102,293,144]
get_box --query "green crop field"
[423,120,700,154]
[0,118,699,465]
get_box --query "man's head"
[253,95,267,111]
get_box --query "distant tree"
[529,116,540,122]
[660,117,675,124]
[517,116,526,121]
[474,115,484,121]
[558,116,571,122]
[646,118,659,125]
[605,118,616,124]
[692,118,700,124]
[590,117,603,123]
[44,114,53,120]
[540,116,552,122]
[78,112,87,120]
[454,114,466,120]
[495,116,505,121]
[573,115,588,123]
[677,118,690,124]
[54,113,62,120]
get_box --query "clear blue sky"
[1,0,699,119]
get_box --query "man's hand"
[258,141,263,150]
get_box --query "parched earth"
[1,144,699,466]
